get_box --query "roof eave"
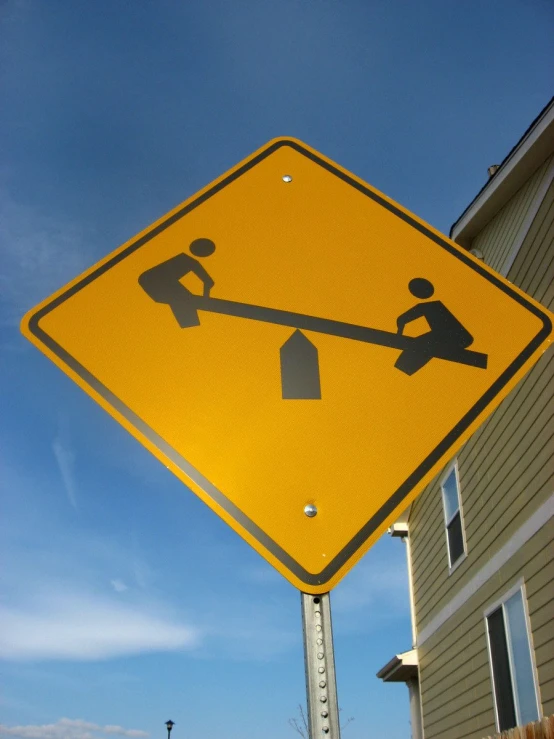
[450,98,554,248]
[376,649,418,682]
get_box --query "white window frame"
[484,579,542,732]
[440,459,467,573]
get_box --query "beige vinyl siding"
[418,521,554,739]
[409,175,554,635]
[506,178,554,304]
[411,360,553,633]
[471,155,552,272]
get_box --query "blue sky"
[1,1,552,738]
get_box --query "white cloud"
[52,437,78,509]
[110,579,128,593]
[0,718,148,739]
[0,591,200,661]
[0,455,299,665]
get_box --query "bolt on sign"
[21,138,553,593]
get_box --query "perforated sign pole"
[301,592,341,738]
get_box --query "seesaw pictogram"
[139,238,488,399]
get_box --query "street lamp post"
[165,720,174,739]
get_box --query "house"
[377,98,554,739]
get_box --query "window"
[486,585,540,732]
[440,461,465,568]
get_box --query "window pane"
[487,607,516,731]
[505,590,539,725]
[442,468,459,522]
[447,512,464,564]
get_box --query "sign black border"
[27,140,553,586]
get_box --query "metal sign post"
[301,592,341,738]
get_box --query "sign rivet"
[304,504,318,517]
[282,174,293,182]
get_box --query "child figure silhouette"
[395,278,474,375]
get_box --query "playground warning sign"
[21,138,553,592]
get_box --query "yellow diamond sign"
[21,138,553,592]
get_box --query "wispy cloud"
[239,564,284,585]
[0,590,200,662]
[332,542,409,630]
[109,579,128,593]
[0,453,299,665]
[132,560,152,590]
[0,185,94,328]
[51,437,78,509]
[0,718,148,739]
[201,613,297,662]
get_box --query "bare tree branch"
[288,704,354,736]
[340,715,355,730]
[288,704,308,738]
